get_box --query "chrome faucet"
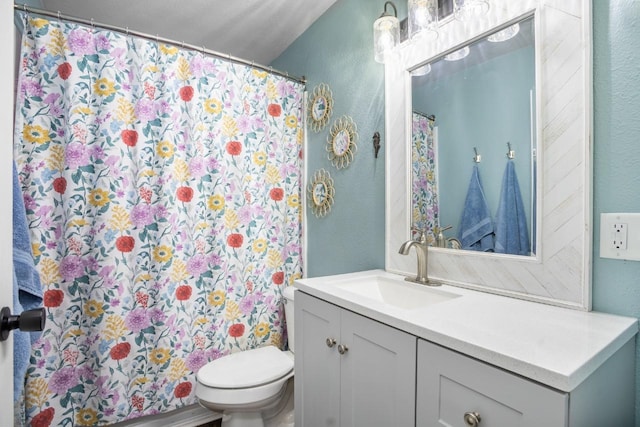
[398,230,440,286]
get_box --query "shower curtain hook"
[125,26,129,36]
[57,11,61,22]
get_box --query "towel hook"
[473,147,481,163]
[507,142,515,159]
[373,132,381,158]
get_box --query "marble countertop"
[294,269,638,392]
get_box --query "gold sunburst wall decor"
[327,115,358,169]
[308,169,335,218]
[308,83,334,132]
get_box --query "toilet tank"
[283,286,295,353]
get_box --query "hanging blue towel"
[495,160,530,255]
[13,162,43,402]
[458,165,494,251]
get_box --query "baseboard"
[112,404,222,427]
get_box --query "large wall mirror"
[385,0,592,309]
[411,15,536,255]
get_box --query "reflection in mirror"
[311,97,327,121]
[411,15,536,256]
[411,112,439,244]
[333,130,350,156]
[313,182,327,205]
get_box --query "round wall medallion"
[308,169,335,218]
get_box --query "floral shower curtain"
[15,15,303,426]
[411,112,438,242]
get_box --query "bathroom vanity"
[294,270,637,427]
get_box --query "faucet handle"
[434,225,454,247]
[411,227,428,244]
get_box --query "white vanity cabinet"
[294,270,638,427]
[417,339,567,426]
[416,339,636,427]
[294,291,417,427]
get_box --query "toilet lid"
[197,346,293,389]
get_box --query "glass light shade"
[411,63,432,76]
[444,45,470,61]
[408,0,438,39]
[487,23,520,42]
[374,15,400,63]
[453,0,489,22]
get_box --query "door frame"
[1,1,16,424]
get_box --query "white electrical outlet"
[600,213,640,261]
[612,223,628,250]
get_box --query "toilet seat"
[196,347,294,408]
[198,346,294,389]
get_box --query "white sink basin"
[329,275,460,310]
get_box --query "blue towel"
[495,160,530,255]
[458,165,494,251]
[13,162,42,402]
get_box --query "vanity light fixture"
[487,22,520,42]
[408,0,438,40]
[444,45,470,61]
[373,1,400,64]
[453,0,490,22]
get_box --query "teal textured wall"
[592,0,640,422]
[272,0,406,277]
[276,0,640,419]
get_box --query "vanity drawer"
[417,339,568,427]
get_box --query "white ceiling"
[40,0,338,65]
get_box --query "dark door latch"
[0,306,46,341]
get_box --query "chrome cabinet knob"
[463,411,481,426]
[326,338,336,348]
[337,344,349,354]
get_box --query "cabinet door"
[340,310,417,427]
[295,292,342,427]
[417,340,568,427]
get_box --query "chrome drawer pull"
[337,344,349,354]
[326,338,337,348]
[464,411,481,426]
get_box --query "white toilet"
[196,286,296,427]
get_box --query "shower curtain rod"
[14,3,306,85]
[413,110,435,121]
